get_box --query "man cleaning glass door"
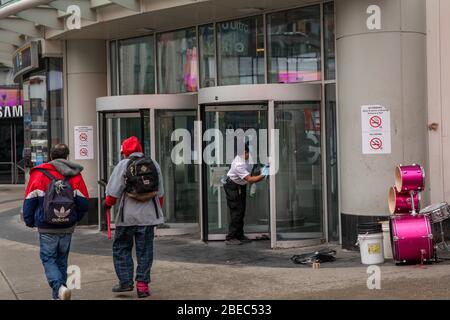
[223,142,270,245]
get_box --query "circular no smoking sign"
[79,133,88,141]
[80,147,89,157]
[370,138,383,150]
[369,115,382,129]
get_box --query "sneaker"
[238,236,252,243]
[225,239,243,245]
[136,282,151,298]
[112,283,134,293]
[58,285,72,300]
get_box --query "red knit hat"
[120,136,143,157]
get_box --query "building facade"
[0,0,445,249]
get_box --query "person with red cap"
[103,136,164,298]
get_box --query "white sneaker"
[58,285,72,300]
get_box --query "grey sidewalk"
[1,203,450,299]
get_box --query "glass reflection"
[157,28,198,93]
[205,107,269,235]
[199,24,216,88]
[275,102,323,240]
[324,2,336,80]
[268,5,321,83]
[119,36,155,95]
[326,84,338,240]
[217,16,265,86]
[156,110,198,224]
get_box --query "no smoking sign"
[369,115,382,129]
[74,126,94,160]
[369,137,383,150]
[361,105,391,154]
[79,132,88,142]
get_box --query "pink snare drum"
[388,186,420,215]
[390,215,434,264]
[395,164,425,192]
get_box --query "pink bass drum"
[390,215,434,264]
[395,164,425,192]
[388,186,420,215]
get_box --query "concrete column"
[336,0,427,248]
[65,39,107,224]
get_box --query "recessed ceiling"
[49,0,321,40]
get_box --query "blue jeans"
[39,233,72,299]
[112,226,155,287]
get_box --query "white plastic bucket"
[380,221,393,259]
[357,233,385,265]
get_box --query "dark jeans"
[39,233,72,299]
[112,226,155,287]
[224,179,247,240]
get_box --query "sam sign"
[361,105,391,154]
[74,126,94,160]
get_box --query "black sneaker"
[238,236,252,243]
[225,239,243,245]
[112,283,134,292]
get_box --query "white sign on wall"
[361,105,391,154]
[74,126,94,160]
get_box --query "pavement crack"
[0,268,19,300]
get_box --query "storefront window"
[324,2,336,80]
[217,16,265,86]
[119,36,155,95]
[268,5,321,83]
[199,24,216,88]
[157,28,198,94]
[0,87,24,184]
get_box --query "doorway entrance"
[203,105,270,240]
[0,120,24,184]
[96,93,199,233]
[198,83,325,248]
[99,110,150,224]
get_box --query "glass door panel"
[274,102,323,241]
[0,124,12,183]
[204,105,269,239]
[156,110,199,226]
[12,122,24,184]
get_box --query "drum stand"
[410,191,418,216]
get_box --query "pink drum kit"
[388,164,450,264]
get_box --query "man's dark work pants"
[224,178,247,240]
